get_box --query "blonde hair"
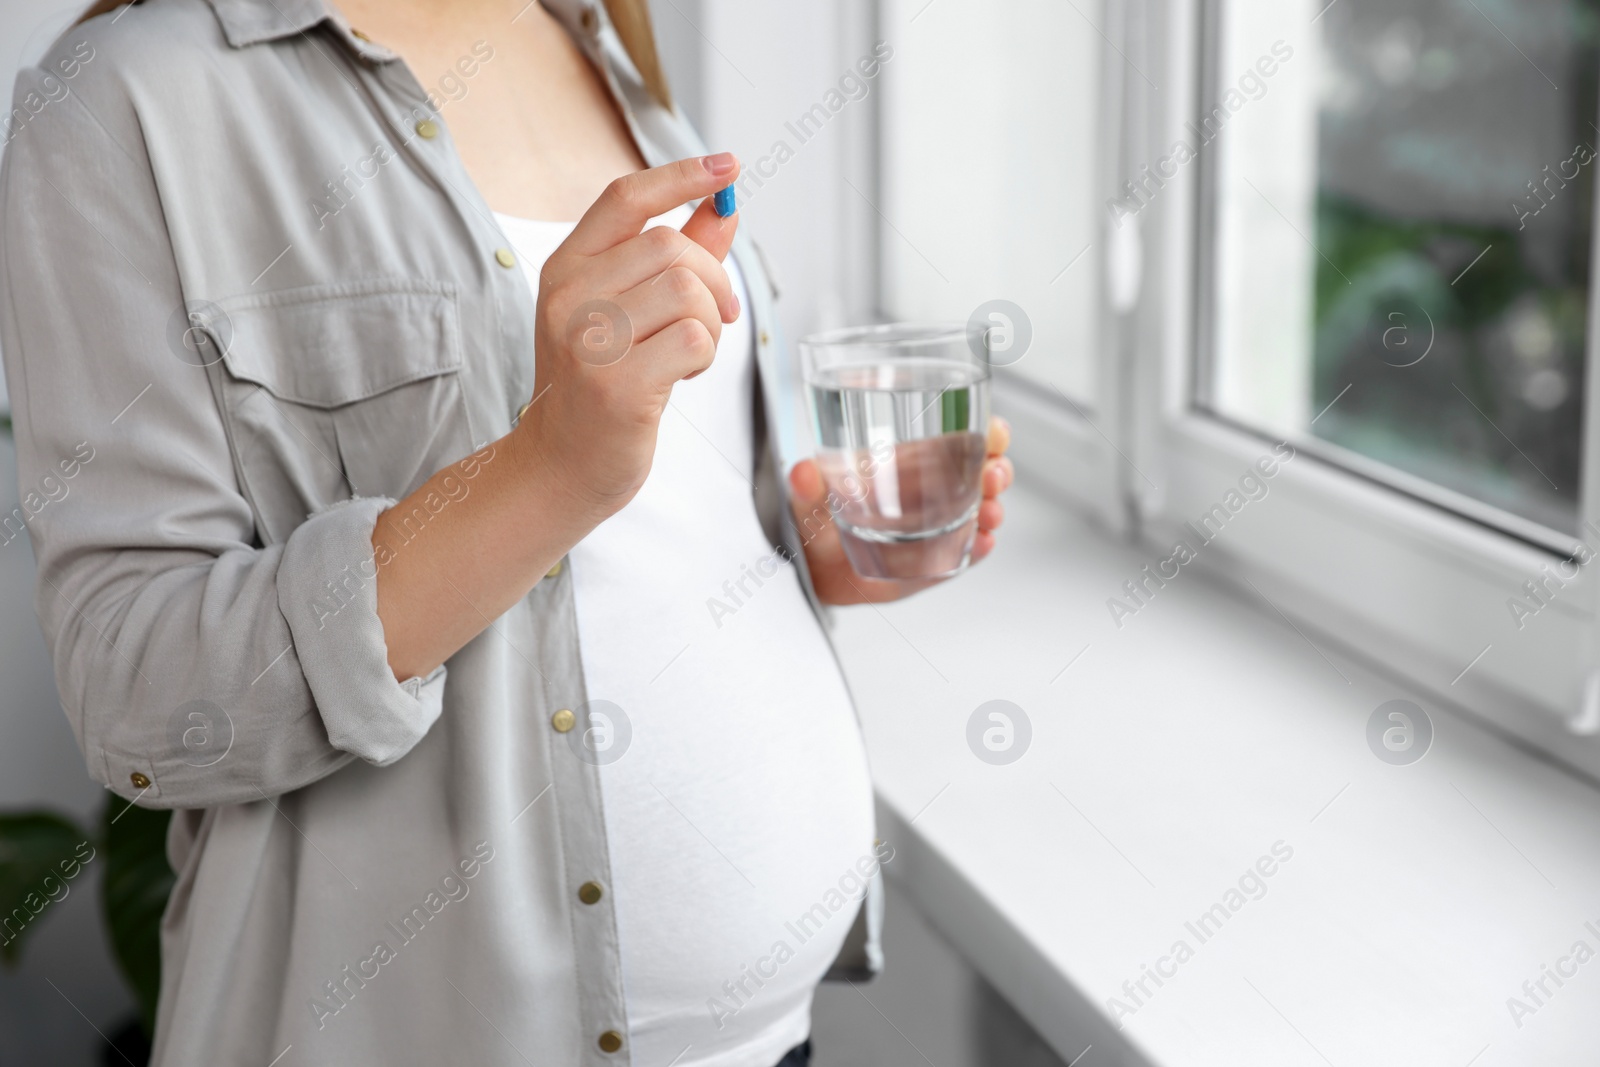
[76,0,673,108]
[601,0,671,110]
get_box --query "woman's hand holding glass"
[788,417,1013,605]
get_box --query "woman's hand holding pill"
[511,153,743,518]
[371,156,740,679]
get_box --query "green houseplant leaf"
[0,798,179,1040]
[100,799,173,1035]
[0,811,94,965]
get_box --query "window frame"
[862,0,1130,532]
[849,0,1600,772]
[1118,0,1600,776]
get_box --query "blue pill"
[713,185,737,218]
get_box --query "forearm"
[375,158,748,678]
[371,425,611,681]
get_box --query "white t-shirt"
[495,208,875,1067]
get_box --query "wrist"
[503,422,618,531]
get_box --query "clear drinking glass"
[800,323,992,581]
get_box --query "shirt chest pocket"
[207,280,476,544]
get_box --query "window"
[1124,0,1600,774]
[1199,0,1596,542]
[876,0,1117,519]
[704,0,1600,771]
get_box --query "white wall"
[878,0,1101,402]
[0,0,92,413]
[653,0,884,345]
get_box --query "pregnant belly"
[568,488,876,1065]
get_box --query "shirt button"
[759,330,771,347]
[129,772,150,789]
[350,26,372,41]
[546,560,563,578]
[578,881,604,905]
[415,119,439,140]
[598,1030,623,1054]
[495,248,517,269]
[580,7,599,34]
[551,708,576,733]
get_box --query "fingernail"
[729,292,741,320]
[703,152,737,177]
[713,185,737,218]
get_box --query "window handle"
[1571,668,1600,735]
[1108,215,1143,314]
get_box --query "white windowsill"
[829,480,1600,1067]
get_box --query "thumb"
[789,458,826,512]
[680,191,739,262]
[788,458,838,552]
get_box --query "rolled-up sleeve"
[0,55,444,808]
[277,496,447,766]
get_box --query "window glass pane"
[1201,0,1595,533]
[880,0,1100,402]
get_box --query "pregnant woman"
[0,0,1011,1064]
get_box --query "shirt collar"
[204,0,396,61]
[203,0,597,56]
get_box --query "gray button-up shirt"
[0,1,879,1062]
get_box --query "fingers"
[971,467,1006,565]
[567,154,741,256]
[625,316,718,383]
[970,529,998,564]
[982,456,1013,498]
[680,195,739,262]
[593,225,737,322]
[971,497,1003,565]
[986,415,1012,457]
[613,265,723,350]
